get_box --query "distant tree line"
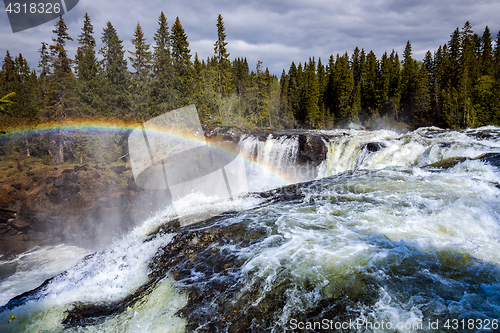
[1,14,500,130]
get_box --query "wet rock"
[47,185,80,204]
[110,165,128,174]
[53,178,66,188]
[66,173,79,183]
[478,153,500,168]
[10,183,22,191]
[222,128,244,143]
[9,218,31,231]
[0,208,17,223]
[74,165,88,172]
[366,142,386,153]
[45,177,56,184]
[422,157,468,169]
[298,134,328,166]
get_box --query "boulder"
[111,165,128,174]
[10,183,22,191]
[366,142,386,153]
[297,134,328,166]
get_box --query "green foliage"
[1,16,499,131]
[99,21,130,117]
[74,13,101,117]
[0,92,15,112]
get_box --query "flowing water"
[1,126,500,332]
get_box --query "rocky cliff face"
[0,161,171,256]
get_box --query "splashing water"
[1,126,500,332]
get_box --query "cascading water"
[1,126,500,332]
[239,134,300,190]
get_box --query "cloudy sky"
[1,0,499,75]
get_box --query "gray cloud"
[1,0,499,76]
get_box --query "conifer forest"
[1,13,500,131]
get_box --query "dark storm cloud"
[1,0,499,75]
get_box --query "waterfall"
[239,134,300,191]
[2,126,500,332]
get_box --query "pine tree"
[479,26,493,76]
[492,30,500,123]
[362,50,378,116]
[425,50,440,123]
[128,22,152,81]
[316,57,327,125]
[37,42,50,97]
[170,17,193,107]
[400,41,417,123]
[99,21,129,117]
[214,14,232,96]
[127,22,153,120]
[44,15,75,120]
[414,62,431,123]
[303,58,320,127]
[150,11,176,115]
[13,53,40,123]
[74,13,101,116]
[249,60,269,126]
[334,53,355,123]
[459,21,477,127]
[0,51,16,117]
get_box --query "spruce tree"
[378,51,391,116]
[128,22,152,81]
[45,15,75,120]
[303,58,320,127]
[400,41,417,123]
[127,22,153,119]
[316,57,327,125]
[362,50,378,115]
[99,21,129,117]
[151,12,176,115]
[459,21,477,127]
[37,42,50,97]
[214,14,232,96]
[0,51,16,117]
[479,26,493,76]
[334,53,355,123]
[14,53,40,123]
[74,13,101,116]
[170,17,193,107]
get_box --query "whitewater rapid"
[1,126,499,332]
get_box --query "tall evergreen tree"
[150,11,175,115]
[128,22,152,81]
[74,13,101,116]
[170,17,193,107]
[362,50,378,116]
[334,53,355,123]
[128,22,153,119]
[479,26,493,76]
[459,21,477,127]
[214,14,232,96]
[44,15,75,120]
[99,21,129,117]
[0,51,16,118]
[303,58,320,127]
[400,41,417,123]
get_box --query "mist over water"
[1,126,500,332]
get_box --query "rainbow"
[0,120,294,186]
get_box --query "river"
[1,126,499,332]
